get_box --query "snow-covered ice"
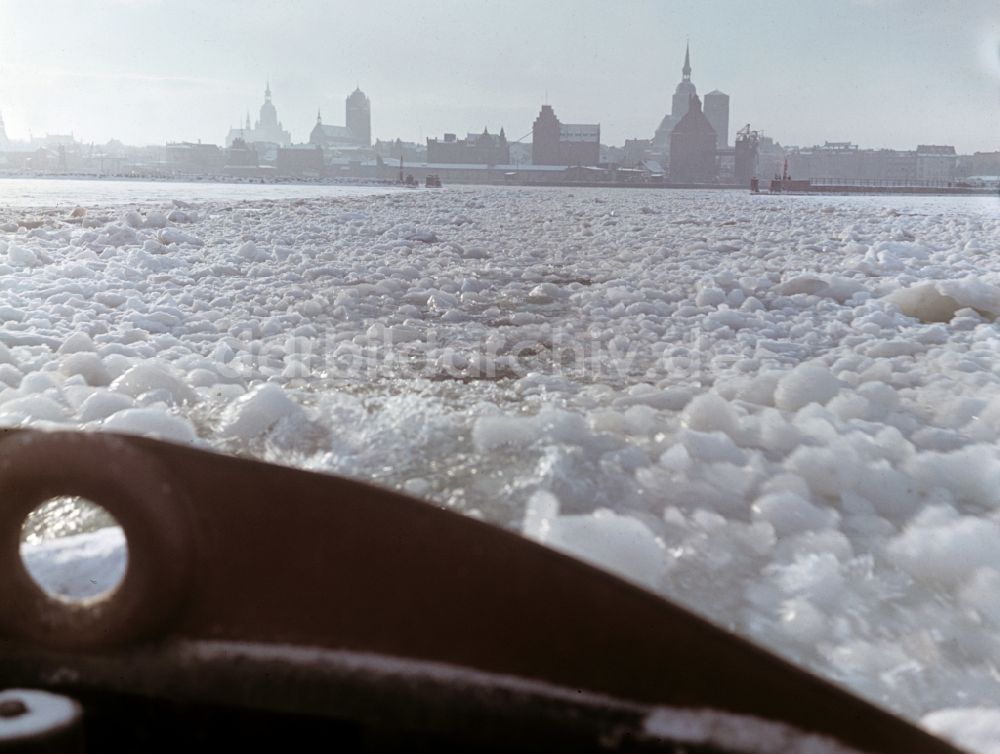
[21,525,127,599]
[4,184,1000,750]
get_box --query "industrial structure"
[735,124,760,186]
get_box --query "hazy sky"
[1,0,998,152]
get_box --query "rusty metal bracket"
[0,429,963,753]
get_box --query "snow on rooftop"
[315,124,353,138]
[559,124,599,142]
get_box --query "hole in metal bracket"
[19,497,128,601]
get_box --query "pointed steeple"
[316,108,322,124]
[265,80,272,102]
[682,40,691,81]
[245,111,251,131]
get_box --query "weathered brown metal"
[0,431,194,649]
[0,429,964,753]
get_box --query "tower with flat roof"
[703,90,729,149]
[346,88,371,147]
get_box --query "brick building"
[531,105,600,166]
[309,88,372,149]
[668,95,717,183]
[345,88,372,147]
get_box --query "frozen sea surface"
[4,185,1000,750]
[0,177,399,207]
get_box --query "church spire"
[682,40,691,81]
[265,80,272,102]
[316,108,322,124]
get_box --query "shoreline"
[1,172,996,199]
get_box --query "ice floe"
[6,186,1000,749]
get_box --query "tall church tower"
[258,81,278,131]
[345,88,371,146]
[670,42,698,126]
[652,42,699,150]
[247,81,291,146]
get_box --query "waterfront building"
[277,145,324,175]
[374,138,426,162]
[427,128,509,165]
[224,138,259,168]
[784,142,957,184]
[668,94,717,182]
[915,145,957,182]
[531,104,600,166]
[965,151,1000,177]
[166,142,226,173]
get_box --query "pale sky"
[1,0,998,152]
